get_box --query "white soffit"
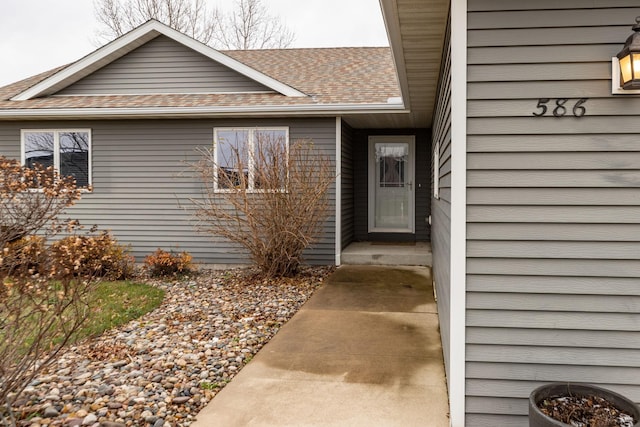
[379,0,449,128]
[11,20,307,101]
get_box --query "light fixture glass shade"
[619,54,633,84]
[617,17,640,89]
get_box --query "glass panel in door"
[374,142,410,230]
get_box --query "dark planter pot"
[529,382,640,427]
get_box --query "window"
[21,130,92,188]
[213,127,288,191]
[377,145,407,188]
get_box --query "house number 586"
[533,98,588,118]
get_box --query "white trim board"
[0,103,408,120]
[449,1,468,426]
[378,0,410,111]
[11,20,306,101]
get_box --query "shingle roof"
[0,46,400,114]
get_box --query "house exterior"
[2,1,640,425]
[379,0,640,425]
[0,20,430,266]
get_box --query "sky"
[0,0,389,87]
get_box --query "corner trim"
[449,1,467,426]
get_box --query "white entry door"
[368,136,415,233]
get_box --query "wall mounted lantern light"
[614,16,640,92]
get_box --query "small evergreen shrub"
[144,248,193,277]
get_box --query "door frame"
[367,135,416,233]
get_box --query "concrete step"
[341,242,432,267]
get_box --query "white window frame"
[213,127,289,192]
[433,140,441,199]
[20,129,93,189]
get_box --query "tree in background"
[94,0,295,49]
[212,0,295,50]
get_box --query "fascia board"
[379,0,410,110]
[0,103,408,119]
[11,20,306,101]
[155,23,307,97]
[12,21,163,101]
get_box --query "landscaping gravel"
[10,267,332,427]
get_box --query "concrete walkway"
[191,265,449,427]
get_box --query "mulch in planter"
[538,394,636,427]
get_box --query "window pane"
[377,145,406,188]
[60,132,90,187]
[24,132,54,171]
[216,130,249,188]
[254,130,287,189]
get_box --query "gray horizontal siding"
[468,275,640,296]
[0,118,336,265]
[467,329,640,349]
[467,362,640,383]
[469,45,617,65]
[467,346,640,367]
[468,188,640,206]
[468,152,640,169]
[469,134,640,152]
[467,241,640,259]
[414,130,431,241]
[468,206,640,222]
[469,8,638,29]
[469,99,640,116]
[468,0,640,11]
[466,1,640,424]
[468,292,640,312]
[57,35,270,95]
[468,258,640,277]
[341,120,355,250]
[431,15,452,392]
[469,26,631,48]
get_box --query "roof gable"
[11,20,306,101]
[56,35,271,96]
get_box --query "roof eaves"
[379,0,409,110]
[10,20,307,101]
[0,102,407,120]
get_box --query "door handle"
[408,181,413,190]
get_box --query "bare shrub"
[144,248,193,277]
[0,156,82,247]
[191,137,334,278]
[0,158,97,425]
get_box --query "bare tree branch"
[213,0,295,50]
[93,0,218,45]
[190,137,334,278]
[93,0,294,50]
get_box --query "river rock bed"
[10,267,332,427]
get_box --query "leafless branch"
[190,137,334,277]
[93,0,293,49]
